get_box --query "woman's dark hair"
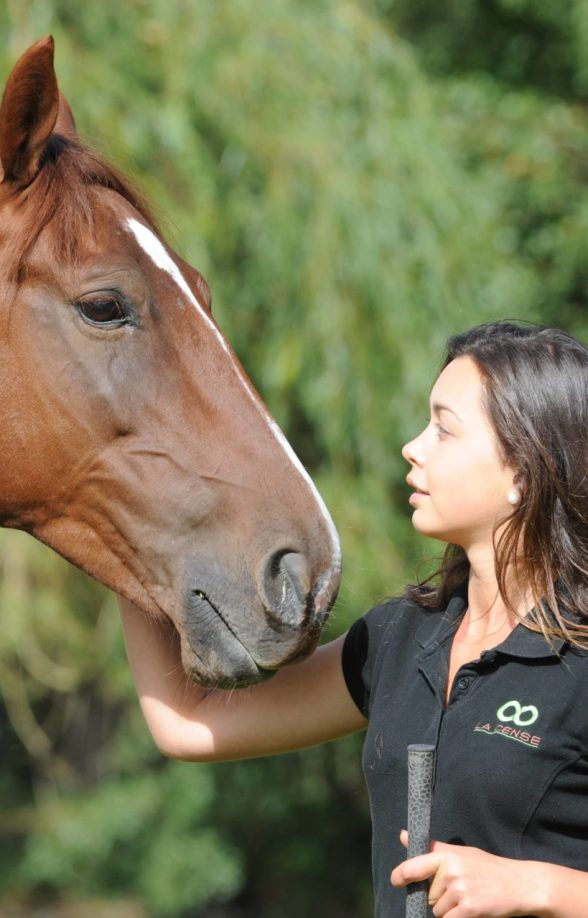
[406,321,588,647]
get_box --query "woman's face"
[402,355,517,551]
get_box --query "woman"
[120,321,588,917]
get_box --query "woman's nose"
[402,433,425,466]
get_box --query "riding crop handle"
[406,744,436,918]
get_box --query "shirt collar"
[415,588,566,660]
[415,589,467,652]
[494,621,566,659]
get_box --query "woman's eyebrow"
[430,401,463,423]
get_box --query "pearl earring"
[507,490,520,506]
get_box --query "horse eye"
[77,295,127,327]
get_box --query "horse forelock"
[1,133,160,282]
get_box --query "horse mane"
[4,132,161,281]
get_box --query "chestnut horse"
[0,37,341,688]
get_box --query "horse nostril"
[260,550,312,625]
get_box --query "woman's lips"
[406,478,430,505]
[406,477,429,492]
[409,490,429,506]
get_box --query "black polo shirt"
[342,591,588,918]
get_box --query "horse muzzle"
[177,550,340,688]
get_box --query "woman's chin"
[410,513,452,544]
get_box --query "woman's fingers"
[391,851,442,887]
[392,840,540,918]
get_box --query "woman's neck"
[463,549,530,642]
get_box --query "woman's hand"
[391,830,549,918]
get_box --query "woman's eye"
[77,296,127,326]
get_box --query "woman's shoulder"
[343,591,443,676]
[359,588,445,634]
[345,585,466,675]
[342,591,452,718]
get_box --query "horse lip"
[183,589,273,687]
[189,587,297,670]
[184,585,321,682]
[190,588,258,660]
[192,590,250,656]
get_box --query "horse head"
[0,37,341,688]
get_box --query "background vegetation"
[1,0,588,914]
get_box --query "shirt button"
[456,677,470,690]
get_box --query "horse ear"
[0,35,60,187]
[54,92,77,138]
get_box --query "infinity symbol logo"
[496,700,539,726]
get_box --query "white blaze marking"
[126,217,341,571]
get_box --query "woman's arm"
[119,597,367,762]
[391,833,588,917]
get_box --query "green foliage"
[378,0,588,98]
[19,765,243,916]
[1,0,588,915]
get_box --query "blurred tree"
[376,0,588,99]
[1,0,588,915]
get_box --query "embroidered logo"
[474,699,542,748]
[496,699,539,727]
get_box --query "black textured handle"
[406,744,435,918]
